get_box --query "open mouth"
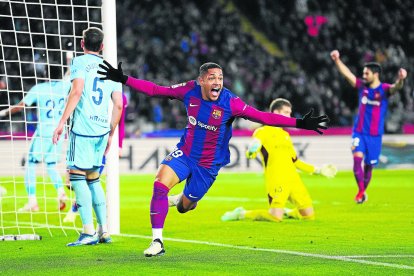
[211,87,221,97]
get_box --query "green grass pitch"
[0,170,413,275]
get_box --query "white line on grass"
[120,233,414,270]
[6,221,413,270]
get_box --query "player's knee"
[176,201,197,213]
[86,171,100,180]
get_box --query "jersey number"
[171,149,183,158]
[92,77,104,105]
[46,98,65,119]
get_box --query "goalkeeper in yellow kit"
[221,98,336,222]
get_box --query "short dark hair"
[199,62,222,77]
[364,62,382,76]
[269,98,292,113]
[82,27,104,52]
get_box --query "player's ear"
[99,43,104,52]
[80,39,85,49]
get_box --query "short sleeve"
[23,84,41,106]
[112,81,122,93]
[70,58,85,81]
[382,83,392,93]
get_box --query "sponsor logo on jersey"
[361,96,380,106]
[212,109,222,119]
[189,116,197,126]
[188,116,217,131]
[164,155,173,161]
[171,82,187,89]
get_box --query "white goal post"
[0,0,120,238]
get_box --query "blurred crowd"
[117,0,414,134]
[1,0,414,135]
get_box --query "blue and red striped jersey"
[354,78,392,136]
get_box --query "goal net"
[0,0,119,240]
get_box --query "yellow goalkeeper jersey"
[253,126,299,178]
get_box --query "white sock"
[152,228,163,242]
[83,224,95,235]
[28,196,37,206]
[96,224,108,235]
[169,193,182,206]
[57,187,66,197]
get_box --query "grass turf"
[1,169,413,275]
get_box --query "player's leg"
[19,161,39,212]
[44,137,67,210]
[87,135,111,243]
[144,150,193,257]
[66,134,98,246]
[289,177,315,220]
[351,133,366,203]
[19,136,40,212]
[176,163,218,213]
[362,135,382,199]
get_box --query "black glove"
[97,60,128,84]
[296,108,329,135]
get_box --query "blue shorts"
[351,133,382,165]
[28,133,63,164]
[67,132,108,170]
[161,149,219,202]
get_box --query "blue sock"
[24,161,37,196]
[87,178,107,226]
[70,174,93,225]
[46,162,63,190]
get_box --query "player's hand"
[296,108,329,135]
[0,109,8,118]
[330,50,340,61]
[319,164,337,178]
[246,150,257,159]
[53,123,64,144]
[104,133,113,156]
[98,60,128,84]
[398,68,407,80]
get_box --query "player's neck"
[84,49,101,56]
[368,79,381,88]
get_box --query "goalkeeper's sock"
[46,162,63,190]
[87,178,107,229]
[244,209,281,222]
[150,181,169,229]
[70,173,94,233]
[364,164,373,189]
[24,161,37,196]
[353,156,365,192]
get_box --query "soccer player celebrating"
[330,50,407,204]
[53,27,123,246]
[0,66,71,212]
[221,98,337,223]
[98,61,329,257]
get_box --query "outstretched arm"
[330,50,357,87]
[0,101,25,118]
[105,91,123,155]
[389,68,407,94]
[97,60,190,100]
[231,97,329,134]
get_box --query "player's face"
[362,67,377,85]
[199,68,223,101]
[274,105,292,117]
